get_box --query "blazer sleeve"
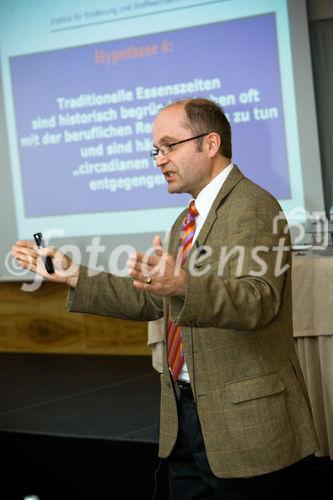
[66,265,164,322]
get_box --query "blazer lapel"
[190,165,244,251]
[168,210,186,258]
[168,165,244,264]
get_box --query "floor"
[0,352,165,499]
[0,352,160,442]
[0,352,331,500]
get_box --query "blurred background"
[0,1,332,498]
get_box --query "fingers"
[14,255,37,271]
[127,252,160,285]
[127,254,152,279]
[15,240,37,249]
[126,237,168,284]
[152,235,164,257]
[128,267,153,284]
[127,252,159,267]
[12,243,38,261]
[132,279,154,291]
[127,255,155,274]
[11,240,57,277]
[127,254,167,282]
[11,241,53,271]
[127,235,164,269]
[36,246,57,258]
[11,240,78,285]
[11,244,38,272]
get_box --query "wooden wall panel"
[0,281,150,355]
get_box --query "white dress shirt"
[179,163,233,382]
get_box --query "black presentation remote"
[33,232,55,274]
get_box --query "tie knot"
[188,200,199,219]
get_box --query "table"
[292,251,333,459]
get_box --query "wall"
[1,1,332,355]
[307,0,333,21]
[0,281,150,355]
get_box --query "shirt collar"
[192,163,233,218]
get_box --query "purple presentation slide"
[10,13,290,218]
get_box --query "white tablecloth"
[295,336,333,458]
[292,252,333,458]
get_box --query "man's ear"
[206,132,221,157]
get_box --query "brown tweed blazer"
[67,166,318,478]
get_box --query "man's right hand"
[11,240,79,288]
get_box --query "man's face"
[152,105,211,198]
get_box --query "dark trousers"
[165,382,313,500]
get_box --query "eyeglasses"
[150,133,209,161]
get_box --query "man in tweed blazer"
[13,98,318,499]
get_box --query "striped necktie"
[167,200,199,381]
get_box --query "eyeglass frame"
[149,132,209,160]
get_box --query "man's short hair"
[172,98,232,159]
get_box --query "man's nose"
[155,152,169,168]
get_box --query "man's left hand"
[126,235,187,297]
